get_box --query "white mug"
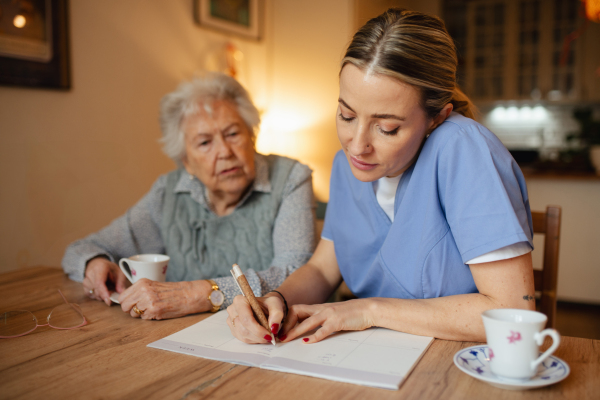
[118,254,170,284]
[482,309,560,380]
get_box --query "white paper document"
[147,311,434,390]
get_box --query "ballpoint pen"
[230,263,276,345]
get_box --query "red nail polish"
[303,338,309,343]
[279,334,287,341]
[264,335,273,341]
[271,323,279,334]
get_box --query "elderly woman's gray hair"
[159,72,260,164]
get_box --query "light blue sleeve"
[437,123,533,263]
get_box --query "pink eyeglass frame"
[0,289,88,339]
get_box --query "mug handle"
[531,329,561,371]
[118,259,135,284]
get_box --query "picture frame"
[0,0,70,90]
[194,0,262,41]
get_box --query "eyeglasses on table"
[0,289,87,338]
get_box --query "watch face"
[210,290,224,306]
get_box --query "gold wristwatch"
[207,279,224,313]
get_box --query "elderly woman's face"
[336,64,438,182]
[182,100,255,198]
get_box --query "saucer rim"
[453,345,570,389]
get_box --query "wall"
[255,0,353,201]
[0,0,269,273]
[528,179,600,304]
[0,0,354,274]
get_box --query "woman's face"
[182,100,256,199]
[337,64,438,181]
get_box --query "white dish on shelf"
[453,345,570,390]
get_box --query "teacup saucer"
[109,292,120,304]
[454,345,570,390]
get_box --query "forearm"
[371,290,534,342]
[181,279,213,314]
[274,262,340,306]
[370,255,536,341]
[268,238,341,306]
[62,239,111,282]
[63,224,162,282]
[63,176,166,282]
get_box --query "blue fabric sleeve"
[437,122,533,263]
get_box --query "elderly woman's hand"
[83,257,129,305]
[118,279,212,320]
[226,294,285,343]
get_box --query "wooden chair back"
[531,205,562,329]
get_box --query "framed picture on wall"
[0,0,70,90]
[194,0,262,40]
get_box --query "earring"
[189,174,194,181]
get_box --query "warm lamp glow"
[233,50,244,61]
[584,0,600,22]
[256,107,316,158]
[256,105,336,201]
[13,15,26,28]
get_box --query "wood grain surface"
[1,267,598,400]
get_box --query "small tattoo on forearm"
[523,295,534,301]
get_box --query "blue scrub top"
[322,113,533,300]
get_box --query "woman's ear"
[427,103,454,134]
[181,155,192,175]
[435,103,453,125]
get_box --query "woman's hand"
[280,299,377,344]
[83,257,129,305]
[119,279,212,320]
[226,294,284,343]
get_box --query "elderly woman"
[227,9,535,344]
[62,73,316,320]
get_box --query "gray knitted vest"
[161,155,296,281]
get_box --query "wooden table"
[1,267,598,399]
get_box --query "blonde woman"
[227,9,535,343]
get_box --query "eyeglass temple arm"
[56,289,87,323]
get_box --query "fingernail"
[303,338,309,343]
[264,335,273,341]
[279,334,287,341]
[271,323,279,334]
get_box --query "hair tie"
[270,290,288,320]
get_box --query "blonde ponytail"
[450,87,477,120]
[342,8,477,120]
